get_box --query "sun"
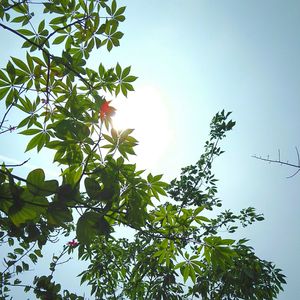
[112,85,172,170]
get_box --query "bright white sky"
[1,1,300,299]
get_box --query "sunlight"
[112,85,172,170]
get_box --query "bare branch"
[1,158,31,167]
[0,125,16,135]
[296,146,300,165]
[286,168,300,179]
[253,147,300,178]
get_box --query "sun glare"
[112,85,171,170]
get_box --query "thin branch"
[75,133,103,188]
[3,0,56,12]
[0,82,26,133]
[3,242,36,274]
[0,22,93,89]
[3,0,28,12]
[0,22,41,48]
[253,147,300,178]
[252,154,300,169]
[0,100,16,130]
[49,245,69,276]
[286,168,300,179]
[45,55,51,103]
[41,16,92,46]
[296,146,300,165]
[1,158,30,167]
[0,125,16,134]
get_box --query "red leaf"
[99,100,116,121]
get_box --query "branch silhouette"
[253,147,300,178]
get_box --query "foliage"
[0,1,286,299]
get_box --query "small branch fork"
[253,147,300,178]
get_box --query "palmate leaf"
[114,63,138,96]
[25,132,50,152]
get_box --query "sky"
[1,1,300,299]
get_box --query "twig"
[0,100,16,130]
[41,16,92,46]
[0,126,16,134]
[1,158,31,167]
[45,55,51,103]
[0,82,26,133]
[253,147,300,178]
[75,133,103,188]
[3,0,28,12]
[0,22,93,89]
[49,246,69,276]
[3,242,36,274]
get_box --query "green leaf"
[218,239,235,246]
[189,265,196,283]
[76,212,110,244]
[25,133,44,152]
[84,177,101,199]
[47,203,73,226]
[12,56,30,73]
[57,184,78,204]
[123,75,138,83]
[6,61,16,81]
[42,180,59,196]
[16,265,22,274]
[17,29,34,36]
[0,87,10,100]
[54,119,90,141]
[53,35,67,45]
[27,168,45,193]
[116,63,121,77]
[22,261,29,271]
[121,66,130,78]
[183,265,189,283]
[19,128,41,135]
[29,253,37,263]
[38,19,45,32]
[26,169,58,196]
[9,203,38,226]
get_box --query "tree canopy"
[0,1,286,299]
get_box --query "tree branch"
[41,16,92,46]
[1,158,30,167]
[253,147,300,178]
[0,22,93,90]
[3,0,28,12]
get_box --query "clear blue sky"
[1,1,300,299]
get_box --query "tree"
[0,1,286,299]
